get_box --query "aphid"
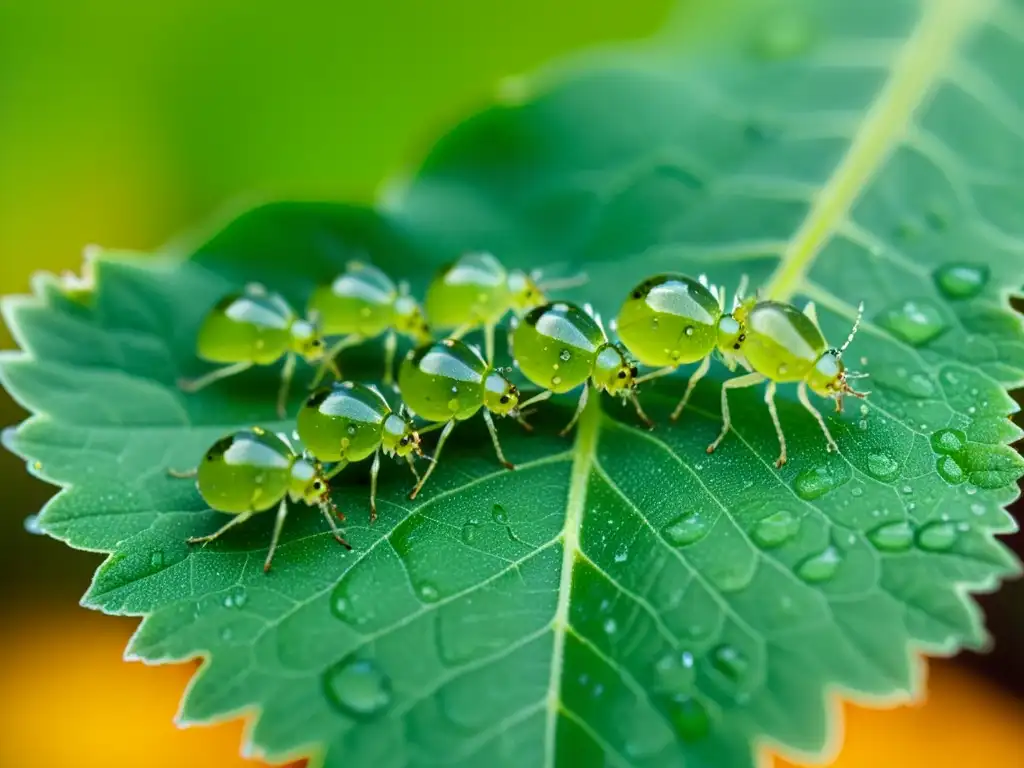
[707,299,869,467]
[296,381,423,521]
[397,338,521,499]
[179,283,329,419]
[424,251,584,362]
[307,261,431,386]
[616,273,748,420]
[169,427,351,573]
[510,301,649,435]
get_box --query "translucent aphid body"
[172,427,351,572]
[616,273,746,420]
[511,301,648,434]
[296,381,422,520]
[707,298,868,467]
[424,252,556,362]
[307,261,430,386]
[397,338,521,498]
[180,283,328,419]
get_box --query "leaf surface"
[4,0,1024,766]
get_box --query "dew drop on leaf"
[662,510,711,546]
[613,544,629,563]
[23,514,43,535]
[751,510,800,548]
[916,521,959,552]
[710,644,748,683]
[150,550,164,569]
[461,520,479,545]
[664,695,711,742]
[417,583,440,603]
[865,453,899,481]
[936,455,966,485]
[654,650,696,693]
[795,546,842,583]
[603,618,618,635]
[934,263,988,299]
[876,300,948,346]
[223,586,247,609]
[323,657,392,720]
[931,428,966,455]
[491,504,509,524]
[867,521,914,552]
[793,464,844,500]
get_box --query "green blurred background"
[1,2,1021,766]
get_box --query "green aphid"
[307,260,431,387]
[170,427,351,573]
[707,298,869,467]
[179,283,329,419]
[398,338,522,499]
[296,381,423,521]
[616,273,747,419]
[510,301,649,435]
[424,251,584,363]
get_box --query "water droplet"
[613,544,629,564]
[794,464,844,500]
[220,627,233,642]
[447,398,460,412]
[865,453,899,481]
[323,656,392,720]
[664,696,710,742]
[876,300,947,346]
[684,325,695,337]
[417,583,440,603]
[851,486,864,497]
[971,503,985,516]
[223,586,247,609]
[916,521,958,552]
[461,521,479,545]
[934,263,988,299]
[150,550,165,569]
[603,618,618,634]
[654,650,696,692]
[710,644,748,683]
[777,363,788,376]
[23,514,43,535]
[491,504,509,524]
[662,511,711,547]
[346,426,356,436]
[751,11,814,60]
[751,510,800,548]
[551,375,562,387]
[796,546,842,583]
[936,455,966,485]
[868,521,914,552]
[930,428,965,456]
[559,349,571,362]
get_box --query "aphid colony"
[173,254,867,570]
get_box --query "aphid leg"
[448,323,473,341]
[382,330,397,386]
[797,381,839,454]
[671,356,711,421]
[368,449,381,523]
[559,385,590,437]
[276,352,297,420]
[324,460,349,482]
[311,335,362,388]
[263,499,291,572]
[317,501,353,554]
[187,509,254,547]
[763,381,788,468]
[516,390,553,431]
[706,373,765,455]
[483,409,515,470]
[409,420,456,500]
[405,453,422,483]
[168,467,197,479]
[178,361,252,393]
[634,366,675,385]
[629,391,654,429]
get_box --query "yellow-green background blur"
[1,3,1021,766]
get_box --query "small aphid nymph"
[169,427,351,572]
[179,283,330,419]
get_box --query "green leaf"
[4,0,1024,766]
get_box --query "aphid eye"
[500,395,510,404]
[617,371,627,379]
[630,366,638,377]
[733,343,741,350]
[738,334,746,342]
[399,436,409,445]
[313,481,323,491]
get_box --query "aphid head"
[716,314,746,355]
[290,318,327,362]
[381,412,422,458]
[483,371,520,416]
[808,349,869,410]
[290,457,332,507]
[593,344,638,395]
[393,290,431,343]
[506,270,546,312]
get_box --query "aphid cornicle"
[616,273,747,420]
[397,338,521,499]
[307,261,431,387]
[179,283,329,419]
[510,301,649,435]
[170,427,351,573]
[707,298,869,467]
[424,251,583,363]
[296,381,423,521]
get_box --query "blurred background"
[0,2,1021,766]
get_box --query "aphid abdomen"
[196,430,292,514]
[308,276,395,338]
[297,383,389,462]
[617,275,720,367]
[512,303,602,394]
[743,301,824,382]
[425,253,509,330]
[398,340,486,422]
[196,294,292,365]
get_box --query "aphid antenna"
[845,371,871,380]
[535,272,590,292]
[697,273,710,288]
[732,274,750,309]
[838,301,865,356]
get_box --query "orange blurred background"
[1,2,1021,767]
